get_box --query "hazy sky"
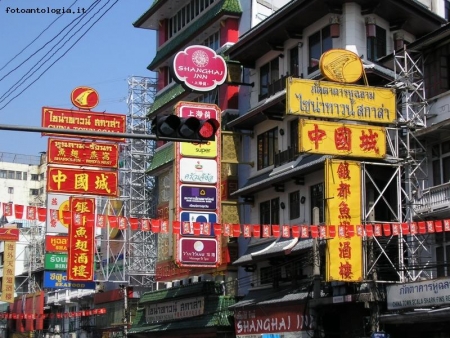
[0,0,156,156]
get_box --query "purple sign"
[179,237,218,264]
[180,185,217,210]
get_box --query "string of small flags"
[2,202,449,238]
[0,308,107,319]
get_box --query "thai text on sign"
[286,78,396,124]
[48,138,119,168]
[47,167,118,197]
[325,159,363,282]
[299,119,386,158]
[145,297,204,323]
[67,197,95,282]
[41,107,126,142]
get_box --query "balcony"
[259,74,288,101]
[274,146,298,168]
[413,182,450,216]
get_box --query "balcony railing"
[413,182,450,215]
[274,146,298,168]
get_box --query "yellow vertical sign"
[1,241,16,303]
[325,159,363,282]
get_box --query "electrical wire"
[0,0,80,75]
[0,0,119,110]
[0,0,102,102]
[0,0,100,83]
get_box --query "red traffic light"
[151,115,219,142]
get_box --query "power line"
[0,0,119,110]
[0,0,80,74]
[0,1,102,101]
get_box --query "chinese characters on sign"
[325,159,363,282]
[1,241,16,303]
[48,138,119,168]
[47,167,118,196]
[67,197,95,281]
[299,119,386,158]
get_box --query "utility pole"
[120,284,128,337]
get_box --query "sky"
[0,0,156,156]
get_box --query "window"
[260,198,280,225]
[260,266,272,285]
[203,31,220,51]
[436,233,450,277]
[22,172,27,180]
[0,170,6,178]
[311,183,324,224]
[308,26,332,73]
[8,187,13,194]
[289,46,300,77]
[40,173,45,181]
[15,171,22,180]
[257,128,278,170]
[259,58,280,100]
[30,174,39,181]
[367,25,387,61]
[446,0,450,20]
[432,140,450,186]
[168,0,216,38]
[289,190,300,220]
[30,189,39,196]
[290,119,299,154]
[7,171,14,179]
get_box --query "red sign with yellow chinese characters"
[41,107,126,142]
[325,159,363,282]
[67,197,95,281]
[48,138,119,168]
[47,167,118,197]
[299,119,386,158]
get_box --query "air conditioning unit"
[165,282,173,289]
[190,276,199,283]
[172,280,180,287]
[69,332,77,338]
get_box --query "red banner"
[47,167,118,196]
[68,197,95,281]
[48,138,119,168]
[41,107,126,142]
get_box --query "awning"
[227,90,286,130]
[380,307,450,324]
[233,237,313,266]
[231,154,328,197]
[147,143,174,175]
[413,118,450,140]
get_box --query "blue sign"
[43,271,96,289]
[372,333,390,338]
[180,185,217,210]
[180,211,217,236]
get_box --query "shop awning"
[146,143,174,174]
[381,307,450,324]
[233,237,313,266]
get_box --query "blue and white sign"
[180,211,217,236]
[180,185,217,210]
[43,271,96,289]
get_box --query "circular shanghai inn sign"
[172,45,227,92]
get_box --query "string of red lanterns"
[0,308,107,319]
[2,201,448,239]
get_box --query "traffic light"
[151,115,220,142]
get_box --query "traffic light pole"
[0,123,208,143]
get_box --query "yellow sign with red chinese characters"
[1,241,16,303]
[299,119,386,158]
[325,159,363,282]
[68,197,95,282]
[286,78,396,124]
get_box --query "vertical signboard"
[325,159,363,282]
[1,241,16,303]
[67,197,95,281]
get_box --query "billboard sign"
[0,228,19,241]
[47,193,71,233]
[41,107,126,142]
[45,235,69,252]
[44,253,68,270]
[47,138,119,168]
[47,167,118,196]
[179,158,218,184]
[178,237,218,265]
[172,45,227,91]
[43,271,96,289]
[70,86,100,110]
[180,185,217,210]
